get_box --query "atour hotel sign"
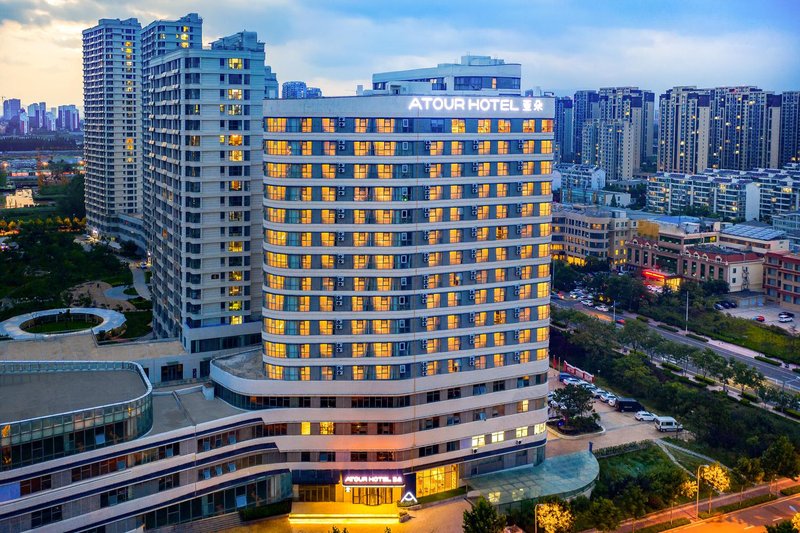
[342,471,405,487]
[408,96,544,113]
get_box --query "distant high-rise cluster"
[281,80,322,99]
[1,97,80,135]
[658,85,796,174]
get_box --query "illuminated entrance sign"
[342,471,405,487]
[400,492,418,504]
[407,96,544,113]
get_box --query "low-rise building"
[552,204,636,267]
[717,222,789,254]
[764,251,800,311]
[680,244,763,292]
[772,210,800,251]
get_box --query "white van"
[654,416,683,432]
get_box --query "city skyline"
[1,0,799,107]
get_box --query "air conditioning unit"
[400,209,410,220]
[516,204,523,213]
[337,232,345,242]
[335,296,343,306]
[421,317,428,327]
[516,246,522,255]
[336,365,344,374]
[424,191,430,201]
[424,141,431,151]
[516,183,523,192]
[471,227,478,237]
[398,295,407,304]
[514,285,521,295]
[337,186,346,196]
[421,294,428,305]
[337,117,346,127]
[398,341,407,352]
[515,267,522,276]
[399,254,409,264]
[337,209,345,219]
[423,208,430,218]
[468,312,476,323]
[513,308,521,318]
[399,364,407,375]
[470,249,477,258]
[337,140,346,150]
[401,164,409,174]
[423,230,430,240]
[469,356,476,367]
[399,278,408,288]
[517,161,524,170]
[468,334,476,345]
[424,163,431,173]
[469,271,477,280]
[472,140,479,150]
[423,253,431,262]
[514,330,521,340]
[336,276,345,286]
[471,184,479,194]
[471,206,478,216]
[517,140,525,149]
[420,361,428,372]
[335,343,344,353]
[471,162,479,172]
[514,351,521,362]
[402,141,409,150]
[469,290,476,300]
[337,163,346,173]
[421,339,428,350]
[336,254,345,264]
[423,275,430,285]
[335,320,343,330]
[516,224,523,234]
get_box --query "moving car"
[595,304,610,312]
[754,315,766,322]
[635,411,656,421]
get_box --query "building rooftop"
[0,332,187,362]
[684,244,760,261]
[721,222,787,241]
[0,369,147,423]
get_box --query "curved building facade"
[247,93,555,502]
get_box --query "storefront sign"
[400,491,418,504]
[407,96,544,113]
[342,471,405,487]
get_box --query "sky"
[0,0,799,109]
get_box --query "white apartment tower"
[148,32,265,353]
[254,89,553,502]
[582,119,634,181]
[82,18,142,236]
[141,14,203,249]
[658,86,712,174]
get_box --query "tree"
[570,319,617,359]
[700,463,730,513]
[702,279,730,296]
[553,260,582,292]
[57,173,86,219]
[690,348,718,378]
[618,319,650,353]
[586,498,623,532]
[792,512,800,532]
[536,502,574,533]
[618,485,647,532]
[732,457,764,502]
[551,385,595,421]
[762,436,800,493]
[765,521,797,533]
[462,497,504,533]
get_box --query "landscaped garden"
[23,318,98,334]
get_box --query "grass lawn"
[101,270,133,287]
[598,443,674,479]
[666,447,708,474]
[122,286,138,296]
[23,319,97,333]
[120,311,152,339]
[662,437,737,467]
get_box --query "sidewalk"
[607,478,797,533]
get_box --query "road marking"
[744,526,755,530]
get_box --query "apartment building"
[551,204,636,267]
[581,118,634,181]
[764,250,800,311]
[657,86,712,175]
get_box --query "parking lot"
[546,371,672,457]
[723,303,799,333]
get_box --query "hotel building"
[246,91,554,505]
[147,32,265,352]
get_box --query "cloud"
[0,1,798,107]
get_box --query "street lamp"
[695,464,709,518]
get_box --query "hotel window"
[474,312,487,327]
[477,119,491,133]
[516,426,529,438]
[450,185,463,199]
[536,327,548,342]
[449,251,462,265]
[229,150,243,161]
[352,366,366,380]
[491,431,505,443]
[450,163,462,177]
[355,118,368,133]
[228,89,243,100]
[477,162,490,177]
[540,119,554,132]
[494,332,506,346]
[426,316,440,332]
[426,274,440,289]
[375,141,396,156]
[426,339,439,354]
[427,293,441,309]
[376,118,395,133]
[475,249,489,263]
[449,229,462,243]
[267,118,286,132]
[477,205,490,220]
[522,140,535,154]
[522,119,535,133]
[475,289,487,305]
[497,162,509,176]
[541,161,553,174]
[538,305,549,320]
[322,164,336,179]
[302,118,312,132]
[377,164,393,179]
[352,343,367,357]
[496,226,509,240]
[300,422,311,435]
[429,163,442,178]
[320,422,335,435]
[474,333,487,348]
[476,227,489,241]
[541,140,553,154]
[323,141,337,156]
[429,141,445,155]
[449,207,463,221]
[448,337,461,351]
[471,435,486,448]
[498,119,511,133]
[451,141,464,155]
[322,118,335,132]
[428,252,442,267]
[451,119,465,133]
[477,140,491,155]
[429,185,443,200]
[376,365,391,380]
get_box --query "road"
[552,298,800,392]
[673,494,800,533]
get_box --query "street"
[674,494,800,532]
[552,298,800,392]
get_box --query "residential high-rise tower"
[657,86,712,174]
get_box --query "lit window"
[491,431,504,443]
[228,58,243,69]
[301,422,311,435]
[320,422,335,435]
[451,119,465,133]
[471,435,485,448]
[516,426,529,438]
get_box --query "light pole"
[695,464,709,518]
[534,502,544,533]
[685,290,690,333]
[612,300,617,323]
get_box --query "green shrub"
[694,375,715,385]
[793,367,800,375]
[239,499,291,521]
[739,398,751,406]
[635,316,650,323]
[658,324,680,333]
[780,485,800,496]
[685,333,708,342]
[784,408,800,420]
[661,362,682,372]
[755,355,782,366]
[635,518,691,533]
[700,493,776,517]
[741,391,759,402]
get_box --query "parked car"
[720,301,733,309]
[713,303,725,310]
[581,299,594,306]
[654,416,683,432]
[563,377,583,386]
[558,372,573,383]
[599,393,617,404]
[754,315,766,322]
[615,398,644,412]
[607,396,618,407]
[595,304,610,312]
[779,311,795,318]
[635,411,656,421]
[727,301,738,308]
[592,389,608,399]
[616,318,626,325]
[779,316,794,323]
